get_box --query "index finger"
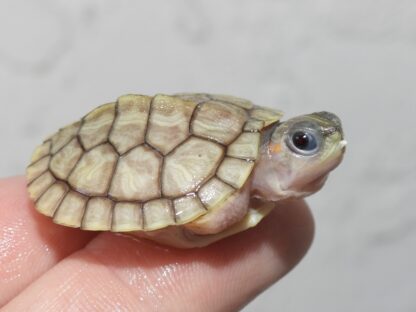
[0,176,96,306]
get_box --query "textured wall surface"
[1,1,415,311]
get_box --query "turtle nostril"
[314,111,344,138]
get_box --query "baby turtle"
[26,93,346,248]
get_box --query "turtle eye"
[286,126,321,156]
[292,131,317,151]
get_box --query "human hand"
[0,176,314,311]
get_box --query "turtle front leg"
[183,183,251,235]
[133,199,275,248]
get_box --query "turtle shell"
[26,94,282,232]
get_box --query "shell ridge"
[78,103,116,150]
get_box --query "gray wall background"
[1,1,415,311]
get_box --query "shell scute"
[82,197,113,231]
[173,194,206,224]
[36,182,68,217]
[51,122,80,154]
[191,101,247,145]
[109,95,151,154]
[250,106,283,127]
[226,132,261,161]
[27,156,50,183]
[109,145,162,201]
[174,93,211,104]
[143,199,175,231]
[79,103,115,150]
[198,177,235,210]
[30,140,51,163]
[243,119,265,132]
[50,138,83,180]
[146,94,196,155]
[28,171,55,201]
[112,202,143,232]
[217,158,255,189]
[209,94,254,110]
[162,137,224,198]
[53,191,87,228]
[68,144,118,196]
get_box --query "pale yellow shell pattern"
[26,94,282,232]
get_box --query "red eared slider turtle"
[26,93,346,248]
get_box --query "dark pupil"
[292,131,316,151]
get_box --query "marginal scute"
[227,132,261,161]
[82,197,113,231]
[250,107,283,127]
[143,199,175,231]
[50,138,83,179]
[162,137,224,197]
[51,121,81,154]
[26,156,50,183]
[191,101,247,144]
[30,141,51,163]
[217,158,255,189]
[146,95,196,155]
[109,145,162,201]
[173,194,206,224]
[53,191,87,228]
[68,144,118,196]
[112,202,143,232]
[198,177,234,210]
[109,95,151,154]
[79,103,115,150]
[209,94,254,110]
[28,171,55,201]
[36,182,68,216]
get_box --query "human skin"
[0,176,314,312]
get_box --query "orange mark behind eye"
[270,143,282,154]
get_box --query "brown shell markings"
[26,93,283,232]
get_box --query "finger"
[3,199,314,312]
[0,176,96,306]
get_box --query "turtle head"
[256,112,346,199]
